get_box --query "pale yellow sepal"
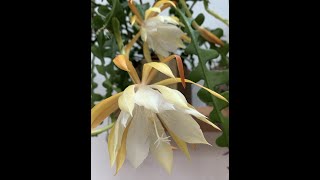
[130,15,136,26]
[197,115,222,131]
[142,62,174,80]
[113,55,130,72]
[91,92,122,129]
[163,123,191,160]
[154,0,176,8]
[153,78,229,103]
[151,85,188,108]
[128,0,143,24]
[118,85,136,116]
[114,122,130,175]
[108,125,117,167]
[145,7,161,19]
[170,16,184,27]
[186,104,222,131]
[113,55,141,84]
[181,34,191,43]
[143,42,152,63]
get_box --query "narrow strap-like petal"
[114,121,131,175]
[91,92,122,129]
[153,78,228,103]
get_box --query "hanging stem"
[91,122,115,136]
[203,0,229,26]
[190,0,197,10]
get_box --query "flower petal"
[126,106,152,168]
[113,55,130,72]
[145,7,161,19]
[115,121,130,175]
[151,85,188,108]
[158,16,179,25]
[154,0,176,9]
[159,110,210,145]
[118,85,136,116]
[112,54,141,84]
[149,115,173,174]
[177,105,221,131]
[161,55,186,88]
[91,92,122,129]
[128,0,143,23]
[144,62,175,78]
[113,111,132,157]
[134,85,175,113]
[130,15,136,26]
[143,42,152,62]
[162,121,191,160]
[141,27,147,41]
[107,125,117,167]
[153,78,229,103]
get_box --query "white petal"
[150,115,173,173]
[178,106,221,131]
[113,111,132,153]
[143,16,185,57]
[159,16,179,25]
[134,85,175,113]
[148,29,180,56]
[159,110,209,144]
[118,85,136,116]
[141,27,147,42]
[119,110,131,128]
[184,107,207,118]
[151,85,188,108]
[144,62,175,78]
[126,106,152,168]
[150,42,170,57]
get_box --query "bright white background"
[92,0,229,179]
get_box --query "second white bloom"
[141,16,186,57]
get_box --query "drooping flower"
[128,0,191,58]
[91,54,228,174]
[140,15,186,57]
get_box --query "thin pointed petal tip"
[173,55,186,88]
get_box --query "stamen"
[153,119,171,148]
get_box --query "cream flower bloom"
[141,16,186,57]
[127,0,190,59]
[91,55,228,174]
[116,83,212,173]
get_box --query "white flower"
[141,16,186,57]
[114,84,213,173]
[91,55,228,174]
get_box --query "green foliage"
[175,7,229,148]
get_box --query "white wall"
[92,131,229,180]
[92,0,229,179]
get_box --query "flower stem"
[203,0,229,26]
[180,0,192,17]
[91,122,115,136]
[190,0,197,11]
[112,17,124,52]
